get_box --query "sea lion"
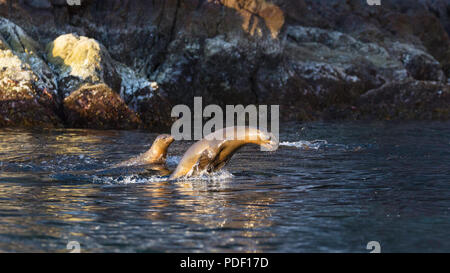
[169,126,278,180]
[114,134,175,167]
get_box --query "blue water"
[0,121,449,252]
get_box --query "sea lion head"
[244,128,278,151]
[142,134,175,164]
[256,130,279,151]
[224,126,278,151]
[153,134,175,147]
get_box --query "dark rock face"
[0,0,449,129]
[358,80,450,120]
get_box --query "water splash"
[92,174,168,185]
[280,140,328,150]
[173,170,234,182]
[280,139,368,152]
[91,170,234,184]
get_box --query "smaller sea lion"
[169,126,278,180]
[115,134,175,167]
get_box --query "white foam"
[173,170,234,182]
[92,169,234,184]
[280,139,368,152]
[92,174,167,185]
[280,140,328,150]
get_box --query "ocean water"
[0,121,449,252]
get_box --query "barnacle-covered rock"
[0,18,61,128]
[63,83,141,129]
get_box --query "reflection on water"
[0,121,449,252]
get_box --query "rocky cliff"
[0,0,449,129]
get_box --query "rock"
[153,35,263,107]
[0,17,57,91]
[0,18,61,128]
[0,1,449,127]
[46,33,121,98]
[63,84,141,129]
[221,0,285,38]
[358,80,450,120]
[116,63,173,130]
[422,0,450,35]
[132,86,174,131]
[383,10,450,77]
[283,25,408,82]
[25,0,52,9]
[115,62,155,104]
[388,42,446,82]
[253,26,447,119]
[0,62,62,128]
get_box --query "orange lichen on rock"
[220,0,285,38]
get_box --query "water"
[0,121,449,253]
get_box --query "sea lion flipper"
[197,149,215,173]
[214,154,234,171]
[209,146,232,172]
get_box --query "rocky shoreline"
[0,0,449,130]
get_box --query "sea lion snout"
[259,132,279,151]
[155,134,175,145]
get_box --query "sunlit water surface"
[0,121,449,252]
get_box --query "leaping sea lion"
[114,134,175,167]
[169,126,278,180]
